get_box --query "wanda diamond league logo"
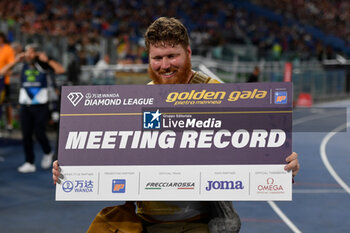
[67,92,83,106]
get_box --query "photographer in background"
[0,44,65,173]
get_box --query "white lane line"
[320,121,350,194]
[267,201,302,233]
[293,189,346,194]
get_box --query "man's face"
[25,47,37,63]
[148,43,192,84]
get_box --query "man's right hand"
[15,52,25,63]
[52,160,62,185]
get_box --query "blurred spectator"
[83,36,100,65]
[272,41,282,60]
[94,54,110,76]
[66,53,81,85]
[0,32,15,133]
[11,42,23,54]
[93,54,115,84]
[247,66,260,82]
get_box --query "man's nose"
[161,57,170,69]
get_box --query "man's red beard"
[148,55,192,84]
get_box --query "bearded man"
[53,17,300,233]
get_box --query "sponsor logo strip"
[56,165,291,201]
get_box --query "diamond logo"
[67,92,83,106]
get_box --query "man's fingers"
[284,159,297,170]
[285,152,298,163]
[53,176,61,185]
[293,163,300,176]
[53,172,57,184]
[284,152,300,177]
[52,168,60,177]
[284,159,300,176]
[52,160,63,184]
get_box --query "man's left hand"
[37,52,49,63]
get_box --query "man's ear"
[186,46,192,57]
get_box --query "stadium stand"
[1,0,349,63]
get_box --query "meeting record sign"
[56,82,293,201]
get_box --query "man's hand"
[15,52,25,63]
[0,52,25,75]
[52,160,63,185]
[37,52,49,63]
[284,152,300,177]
